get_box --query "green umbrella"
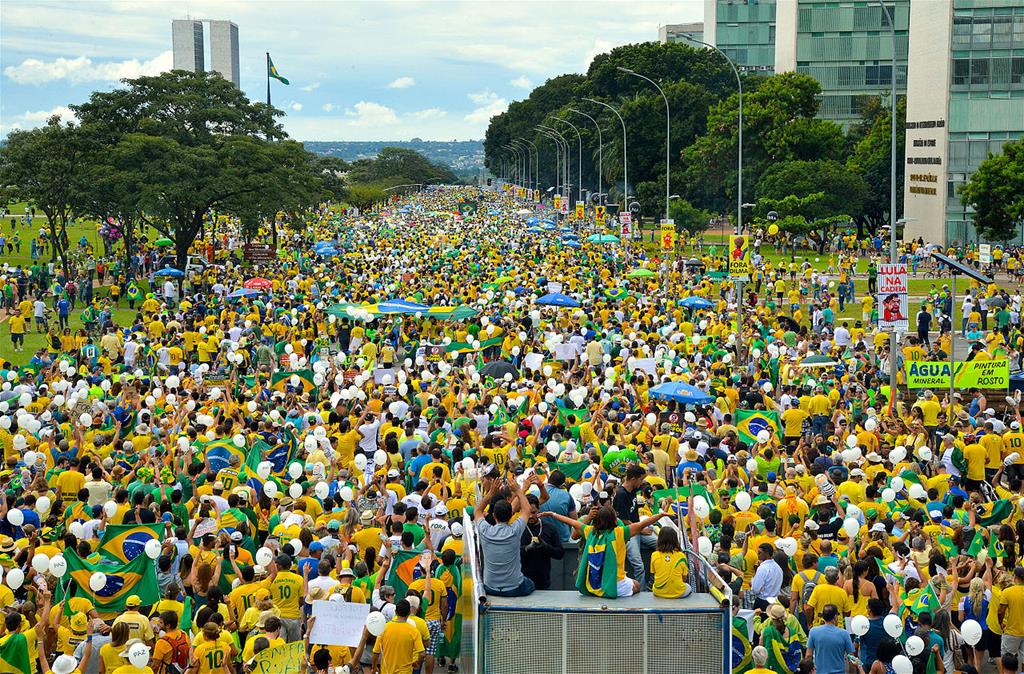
[626,268,656,278]
[154,238,173,247]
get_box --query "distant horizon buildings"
[171,18,240,88]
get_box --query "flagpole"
[266,52,271,107]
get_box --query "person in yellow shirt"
[8,313,26,352]
[650,527,689,599]
[780,403,809,444]
[962,434,988,489]
[262,555,305,642]
[190,624,235,674]
[112,597,154,644]
[806,566,853,628]
[372,600,425,674]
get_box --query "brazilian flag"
[734,409,782,445]
[56,549,160,618]
[0,632,31,674]
[98,523,163,564]
[270,369,315,397]
[977,499,1013,527]
[267,54,289,85]
[902,582,940,618]
[434,561,463,660]
[576,525,624,598]
[488,397,529,428]
[547,460,590,483]
[731,611,754,673]
[556,406,591,426]
[651,484,714,516]
[196,438,246,473]
[386,549,426,599]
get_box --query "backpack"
[798,570,824,606]
[157,630,190,674]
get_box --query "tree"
[756,160,868,219]
[346,184,387,210]
[0,116,85,277]
[846,96,906,234]
[347,147,456,186]
[682,72,845,214]
[959,138,1024,242]
[668,198,713,237]
[72,70,315,268]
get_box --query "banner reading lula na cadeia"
[905,359,1009,389]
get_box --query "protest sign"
[309,600,370,647]
[251,642,304,674]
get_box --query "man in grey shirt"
[475,476,534,597]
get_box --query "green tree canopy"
[959,138,1024,242]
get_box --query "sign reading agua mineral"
[905,360,1009,389]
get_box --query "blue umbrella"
[153,267,184,278]
[535,292,581,308]
[514,286,531,296]
[526,227,545,233]
[228,288,262,299]
[680,296,714,310]
[561,240,581,248]
[648,381,715,405]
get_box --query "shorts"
[426,619,443,655]
[11,334,22,346]
[617,577,636,598]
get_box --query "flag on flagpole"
[267,55,289,85]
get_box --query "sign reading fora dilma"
[877,263,908,332]
[905,359,1009,389]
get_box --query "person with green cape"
[543,505,667,598]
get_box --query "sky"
[0,0,702,141]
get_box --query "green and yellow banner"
[904,359,1009,389]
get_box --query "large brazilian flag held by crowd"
[56,549,160,617]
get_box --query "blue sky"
[0,0,702,141]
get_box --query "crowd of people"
[0,185,1023,674]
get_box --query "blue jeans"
[485,576,535,597]
[626,532,659,591]
[811,415,828,437]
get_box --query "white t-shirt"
[358,421,380,453]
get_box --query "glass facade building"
[703,0,778,73]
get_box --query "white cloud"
[301,82,320,92]
[387,76,415,89]
[21,105,78,123]
[345,101,399,127]
[464,90,508,125]
[289,102,304,112]
[321,103,336,112]
[510,75,532,89]
[409,108,447,120]
[582,39,614,72]
[4,50,171,85]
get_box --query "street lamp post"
[618,67,670,224]
[682,36,746,363]
[521,138,540,195]
[537,127,565,197]
[878,0,901,401]
[510,140,532,192]
[503,144,523,190]
[538,124,572,199]
[550,116,584,202]
[569,108,603,202]
[583,98,628,206]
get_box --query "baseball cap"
[870,523,887,533]
[327,520,341,531]
[309,541,324,553]
[125,595,142,608]
[70,612,89,633]
[230,531,243,542]
[434,504,448,516]
[451,522,464,537]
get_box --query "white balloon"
[233,434,246,448]
[144,538,162,560]
[288,538,303,556]
[49,555,67,578]
[366,612,387,636]
[257,461,272,480]
[288,462,304,479]
[734,491,751,512]
[909,483,927,500]
[289,483,304,499]
[890,477,905,493]
[756,429,770,443]
[6,509,23,527]
[104,501,118,518]
[314,482,329,500]
[745,458,758,473]
[843,517,860,540]
[339,486,354,502]
[127,643,150,669]
[692,496,710,519]
[845,434,858,448]
[255,547,274,566]
[904,635,924,656]
[36,496,51,513]
[263,481,278,498]
[89,572,107,592]
[961,618,982,646]
[918,447,932,461]
[881,488,896,503]
[374,449,388,465]
[849,614,870,637]
[891,655,912,674]
[697,536,713,556]
[864,418,877,432]
[5,567,24,590]
[889,446,907,464]
[353,455,368,471]
[23,450,37,466]
[31,553,50,573]
[80,413,93,426]
[883,613,904,638]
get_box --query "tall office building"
[208,20,241,88]
[903,0,1024,245]
[171,19,204,72]
[659,22,705,44]
[703,0,778,73]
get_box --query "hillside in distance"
[303,139,484,173]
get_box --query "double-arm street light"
[583,97,628,204]
[568,108,603,202]
[617,66,670,224]
[549,116,583,202]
